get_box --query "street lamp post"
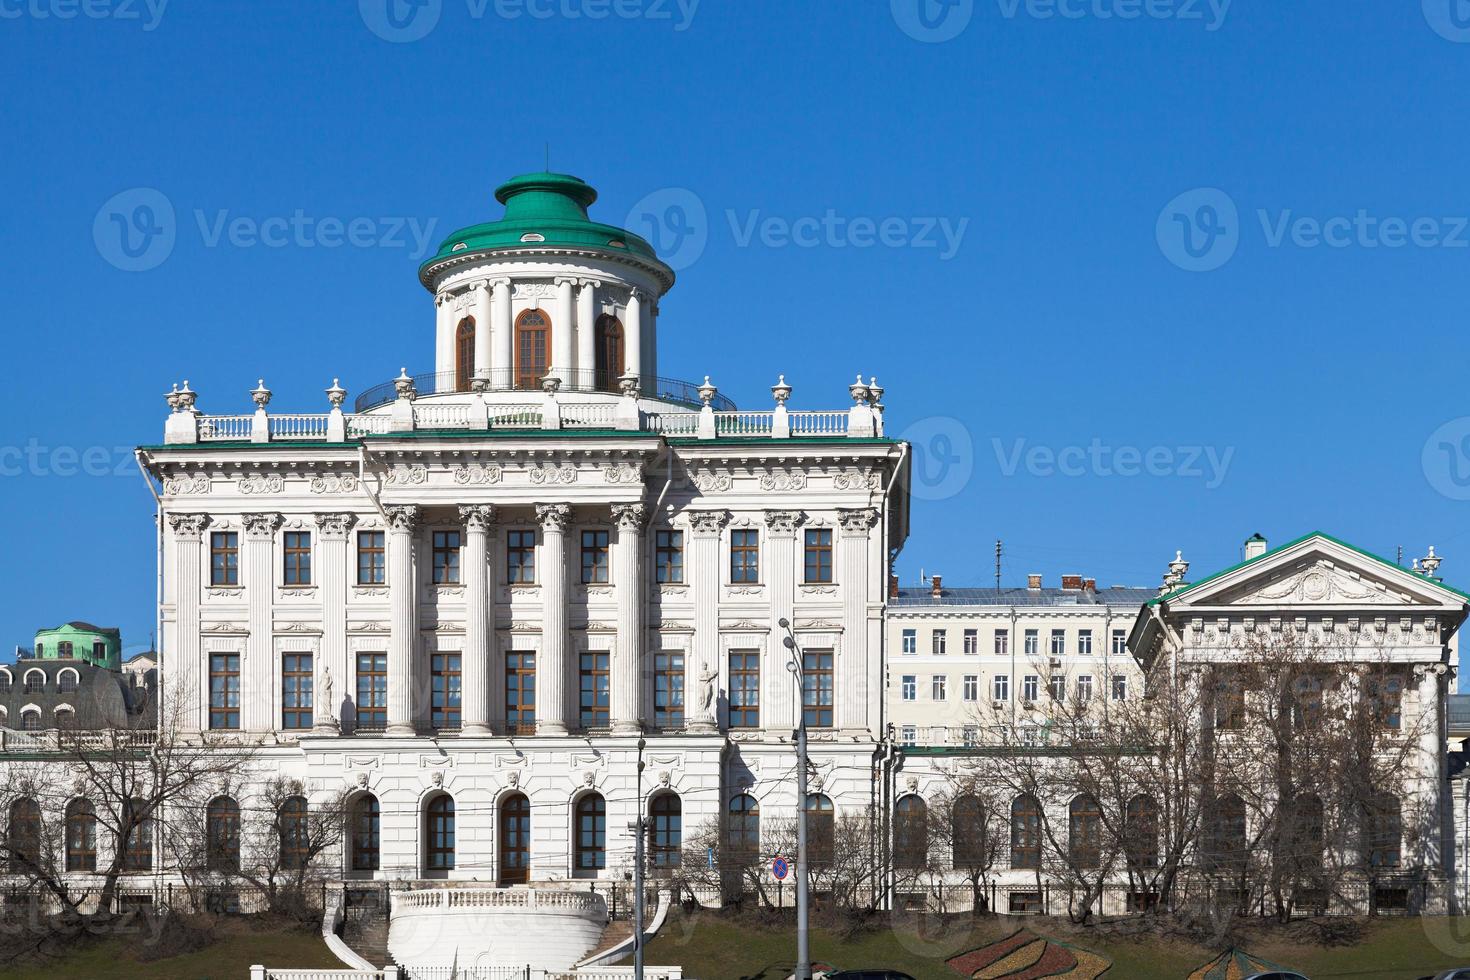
[627,736,647,980]
[780,618,811,980]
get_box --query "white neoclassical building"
[134,172,911,971]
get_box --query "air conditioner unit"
[1049,658,1063,669]
[991,700,1007,709]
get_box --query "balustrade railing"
[270,414,330,440]
[346,414,393,437]
[197,415,253,441]
[414,403,472,429]
[714,411,773,436]
[560,403,617,428]
[789,410,848,435]
[488,404,543,428]
[644,412,698,435]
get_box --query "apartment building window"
[282,532,312,586]
[1049,675,1066,702]
[1024,629,1039,656]
[802,650,834,727]
[655,530,684,584]
[1050,629,1066,656]
[431,653,461,730]
[901,675,917,701]
[209,654,240,729]
[506,652,536,735]
[932,676,947,701]
[963,675,979,702]
[1023,674,1039,702]
[901,629,917,655]
[1111,629,1128,656]
[1077,675,1093,702]
[900,725,917,747]
[995,629,1010,655]
[506,529,536,584]
[281,652,313,730]
[963,629,979,655]
[728,650,759,728]
[730,530,760,583]
[1078,629,1093,655]
[579,651,610,730]
[962,725,979,747]
[994,674,1010,701]
[581,530,610,584]
[803,528,833,584]
[210,532,239,587]
[1111,675,1128,701]
[357,531,386,585]
[432,531,462,585]
[356,652,387,730]
[654,652,685,729]
[932,630,947,656]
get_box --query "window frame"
[281,652,314,730]
[432,530,462,586]
[729,529,761,584]
[581,529,610,585]
[210,531,240,587]
[579,650,610,730]
[802,649,834,728]
[654,529,684,584]
[209,653,241,730]
[357,531,386,586]
[803,528,833,584]
[282,531,313,587]
[506,651,536,736]
[506,528,537,585]
[728,649,760,729]
[430,652,462,730]
[355,652,387,731]
[653,650,685,730]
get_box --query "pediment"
[1225,560,1407,606]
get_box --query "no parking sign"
[771,857,790,881]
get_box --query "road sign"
[772,856,790,880]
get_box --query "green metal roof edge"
[1148,530,1470,606]
[362,428,661,441]
[669,436,900,446]
[137,441,358,451]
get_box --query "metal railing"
[354,369,736,414]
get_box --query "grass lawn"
[632,909,1470,980]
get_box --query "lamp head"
[778,617,791,629]
[783,636,796,650]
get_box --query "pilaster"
[460,505,496,735]
[314,513,355,732]
[612,503,648,734]
[386,505,420,735]
[765,510,804,730]
[688,510,728,733]
[167,513,210,734]
[536,503,572,735]
[242,512,281,733]
[837,508,879,731]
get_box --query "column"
[1419,662,1447,872]
[472,282,492,383]
[765,510,803,730]
[385,505,420,736]
[242,513,280,733]
[491,278,512,388]
[168,514,210,734]
[536,504,572,735]
[554,277,575,387]
[460,505,496,735]
[576,280,597,388]
[646,300,658,380]
[612,503,648,734]
[625,289,643,383]
[314,513,355,732]
[688,511,728,733]
[434,293,453,378]
[837,508,879,731]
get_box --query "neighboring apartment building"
[885,574,1154,747]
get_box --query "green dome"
[419,172,672,288]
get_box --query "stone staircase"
[341,887,395,969]
[581,919,635,963]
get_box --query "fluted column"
[434,293,454,378]
[765,510,803,730]
[576,280,597,384]
[625,289,643,381]
[554,278,575,387]
[315,514,355,732]
[1418,662,1448,872]
[460,505,496,735]
[536,504,571,735]
[168,514,210,734]
[242,513,281,733]
[688,511,728,733]
[472,282,492,383]
[612,503,648,734]
[385,505,420,736]
[491,278,512,388]
[837,508,879,731]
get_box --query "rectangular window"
[1050,629,1066,656]
[1111,675,1128,701]
[932,630,947,656]
[1049,674,1066,702]
[1077,675,1093,702]
[579,651,610,730]
[963,675,979,701]
[432,531,462,585]
[654,651,685,730]
[963,629,979,655]
[901,628,917,655]
[355,652,387,730]
[91,642,106,663]
[1111,629,1128,656]
[932,675,947,701]
[506,652,536,735]
[803,529,833,584]
[282,531,312,586]
[506,529,536,584]
[209,654,240,730]
[655,530,684,584]
[431,653,461,730]
[901,675,917,701]
[58,641,73,659]
[900,725,917,747]
[993,674,1010,701]
[1024,629,1039,656]
[281,653,313,730]
[730,530,760,583]
[581,529,610,584]
[210,532,239,587]
[962,725,979,747]
[1077,630,1092,655]
[728,649,760,728]
[802,650,834,728]
[1023,674,1039,702]
[357,531,385,586]
[995,629,1010,655]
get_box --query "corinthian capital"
[688,510,730,537]
[764,510,805,536]
[315,513,358,540]
[167,512,211,538]
[242,513,284,541]
[611,503,648,533]
[459,504,498,532]
[536,503,572,532]
[837,508,880,535]
[385,505,420,533]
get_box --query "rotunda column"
[385,505,420,736]
[491,278,512,389]
[536,503,572,735]
[612,503,648,734]
[576,279,597,388]
[472,282,492,384]
[554,277,575,388]
[460,505,496,735]
[625,289,643,384]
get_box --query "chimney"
[930,574,943,598]
[1244,533,1268,560]
[889,573,900,599]
[1083,577,1097,594]
[1061,574,1084,591]
[1027,573,1043,591]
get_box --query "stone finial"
[541,375,562,395]
[176,380,198,413]
[165,383,182,413]
[849,373,870,405]
[393,367,417,402]
[868,376,884,406]
[619,371,642,399]
[698,376,718,406]
[326,378,347,410]
[771,374,792,407]
[1161,550,1191,593]
[1422,546,1444,578]
[251,379,272,409]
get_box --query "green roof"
[418,173,673,287]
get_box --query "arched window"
[123,798,153,872]
[54,707,74,730]
[952,795,986,868]
[455,317,476,392]
[594,314,624,392]
[66,798,96,872]
[426,794,455,872]
[1367,793,1401,869]
[894,796,929,870]
[514,309,551,390]
[1288,793,1324,875]
[206,796,241,872]
[19,710,40,732]
[805,794,835,868]
[57,669,79,694]
[1069,795,1103,870]
[1206,793,1247,873]
[499,793,530,885]
[279,796,309,870]
[1010,795,1042,870]
[650,793,682,869]
[8,798,40,872]
[726,794,760,866]
[351,795,380,872]
[574,793,606,875]
[0,669,11,691]
[1214,677,1245,730]
[1125,795,1159,870]
[23,670,44,695]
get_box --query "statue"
[699,665,718,714]
[321,664,335,720]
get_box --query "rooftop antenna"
[545,142,550,171]
[995,539,1003,599]
[1397,545,1403,567]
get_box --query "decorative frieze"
[529,463,577,485]
[602,462,643,484]
[310,474,360,494]
[385,464,429,486]
[453,463,503,486]
[833,468,880,491]
[163,475,210,496]
[759,471,807,492]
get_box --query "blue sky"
[3,0,1470,658]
